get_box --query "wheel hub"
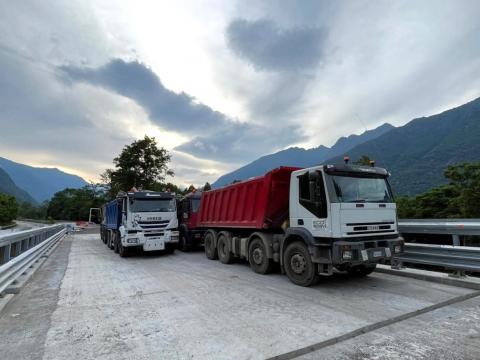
[290,253,306,274]
[252,247,264,264]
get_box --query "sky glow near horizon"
[0,0,479,186]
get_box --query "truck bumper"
[311,237,404,266]
[122,230,179,251]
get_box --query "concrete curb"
[375,264,480,290]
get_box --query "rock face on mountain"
[0,157,87,203]
[212,123,394,188]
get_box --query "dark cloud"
[226,19,327,71]
[60,59,304,162]
[60,60,229,132]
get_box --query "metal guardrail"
[0,225,66,294]
[396,219,480,276]
[393,244,480,276]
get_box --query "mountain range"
[213,123,394,188]
[0,157,88,203]
[0,167,37,204]
[213,97,480,196]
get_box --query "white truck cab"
[118,191,179,254]
[283,163,403,283]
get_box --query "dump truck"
[177,191,206,251]
[196,164,404,286]
[100,190,179,257]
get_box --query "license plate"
[373,250,383,257]
[144,238,165,251]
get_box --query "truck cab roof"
[294,164,389,178]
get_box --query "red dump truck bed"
[198,167,301,230]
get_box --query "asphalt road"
[0,233,479,360]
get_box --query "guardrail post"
[391,259,404,270]
[1,244,11,265]
[452,234,460,246]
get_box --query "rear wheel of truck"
[248,237,273,274]
[204,231,218,260]
[347,264,376,277]
[113,232,119,253]
[284,241,320,287]
[217,232,234,264]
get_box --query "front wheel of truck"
[347,264,376,277]
[178,233,190,252]
[119,242,130,257]
[283,241,320,287]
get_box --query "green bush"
[0,193,18,225]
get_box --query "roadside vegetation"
[396,162,480,218]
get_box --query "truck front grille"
[345,221,395,235]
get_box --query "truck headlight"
[394,245,402,254]
[343,250,353,260]
[127,238,139,244]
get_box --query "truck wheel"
[178,233,189,252]
[106,231,112,249]
[113,233,119,253]
[204,231,218,260]
[283,241,320,287]
[165,244,175,254]
[119,242,129,257]
[248,237,273,274]
[348,264,376,277]
[217,233,234,264]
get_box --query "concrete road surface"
[0,233,479,360]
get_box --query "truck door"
[294,170,331,237]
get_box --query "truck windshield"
[130,198,176,212]
[330,175,393,203]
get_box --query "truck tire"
[109,232,114,250]
[106,231,111,249]
[348,264,376,277]
[248,237,274,274]
[217,232,234,264]
[113,232,119,253]
[119,242,129,257]
[165,244,175,254]
[204,231,218,260]
[283,241,320,287]
[178,233,190,252]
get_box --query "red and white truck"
[184,164,404,286]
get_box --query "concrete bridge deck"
[0,232,479,360]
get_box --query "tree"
[0,193,18,225]
[18,201,49,220]
[102,136,173,196]
[354,155,372,166]
[47,184,108,221]
[203,182,212,191]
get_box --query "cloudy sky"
[0,0,479,186]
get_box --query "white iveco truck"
[199,162,404,286]
[100,190,179,257]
